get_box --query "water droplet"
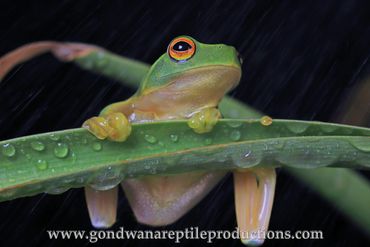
[92,142,102,151]
[90,167,122,191]
[89,181,120,191]
[320,124,337,133]
[230,130,241,141]
[62,177,75,184]
[64,135,72,141]
[350,139,370,152]
[170,134,179,142]
[260,116,273,126]
[287,122,309,134]
[49,134,60,141]
[77,178,85,184]
[158,141,165,147]
[35,159,48,170]
[269,140,285,149]
[144,134,157,144]
[71,151,77,163]
[54,143,69,158]
[232,149,262,168]
[227,121,243,128]
[1,143,16,157]
[150,167,157,174]
[46,187,69,195]
[204,138,213,145]
[30,141,45,151]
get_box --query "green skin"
[89,36,243,226]
[99,36,241,121]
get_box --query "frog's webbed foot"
[82,112,131,142]
[234,168,276,246]
[187,107,221,134]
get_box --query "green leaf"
[0,119,369,202]
[288,167,370,231]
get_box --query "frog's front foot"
[82,112,131,142]
[234,168,276,246]
[187,108,221,134]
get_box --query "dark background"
[0,0,369,246]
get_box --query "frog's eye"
[168,37,196,63]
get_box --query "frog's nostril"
[237,52,243,65]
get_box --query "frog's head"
[137,36,242,108]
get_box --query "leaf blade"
[0,119,369,202]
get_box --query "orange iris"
[168,37,196,62]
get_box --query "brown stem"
[0,41,101,80]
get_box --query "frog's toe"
[233,168,276,246]
[187,108,221,134]
[84,186,118,228]
[83,112,131,142]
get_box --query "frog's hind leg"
[233,168,276,246]
[84,186,118,228]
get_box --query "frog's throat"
[142,65,241,95]
[130,65,241,119]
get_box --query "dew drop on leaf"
[170,134,179,142]
[227,121,243,128]
[30,141,45,151]
[144,134,157,144]
[54,143,69,158]
[260,116,273,126]
[92,142,102,151]
[204,138,213,145]
[350,138,370,152]
[286,122,309,134]
[320,124,338,133]
[46,187,69,195]
[35,159,48,170]
[230,130,241,141]
[1,143,16,157]
[49,134,60,141]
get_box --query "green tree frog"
[0,36,276,245]
[82,36,276,246]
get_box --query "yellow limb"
[187,107,221,134]
[82,112,131,142]
[84,186,118,228]
[234,168,276,246]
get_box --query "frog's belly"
[121,171,226,226]
[122,109,226,226]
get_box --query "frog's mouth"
[134,65,241,118]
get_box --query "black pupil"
[173,41,191,51]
